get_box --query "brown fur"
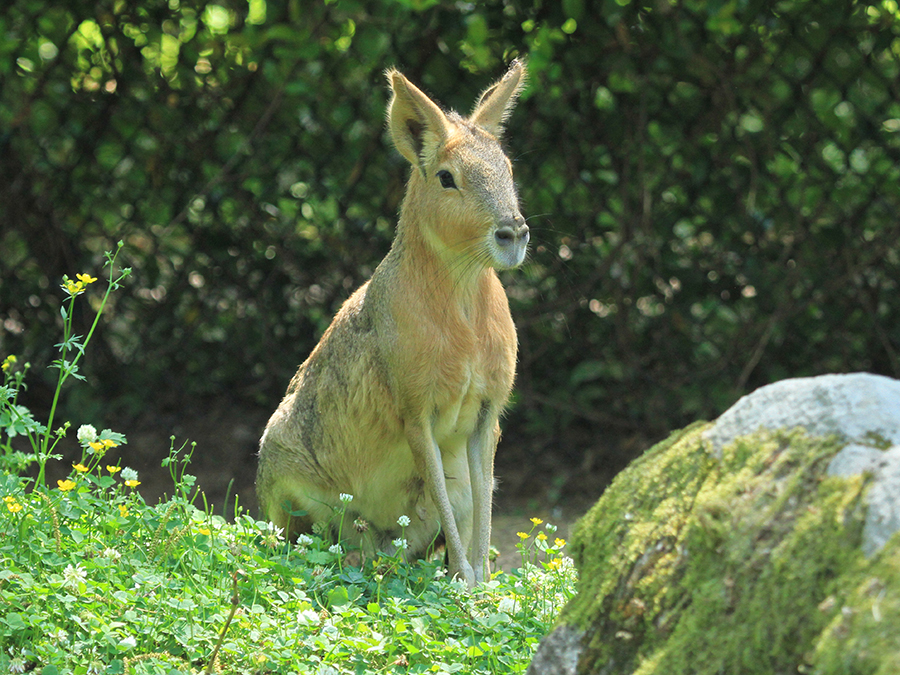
[257,60,529,586]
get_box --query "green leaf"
[4,612,26,630]
[0,405,46,437]
[306,550,333,565]
[570,360,607,385]
[100,429,128,446]
[326,585,350,608]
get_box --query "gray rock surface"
[826,443,884,477]
[525,624,583,675]
[703,372,900,557]
[857,445,900,556]
[703,372,900,456]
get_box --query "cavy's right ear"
[386,69,452,174]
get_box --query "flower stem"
[35,242,128,487]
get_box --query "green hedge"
[2,0,899,450]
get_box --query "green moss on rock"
[559,423,888,674]
[813,540,900,674]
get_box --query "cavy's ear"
[386,69,452,173]
[469,59,527,137]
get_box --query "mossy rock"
[528,373,900,675]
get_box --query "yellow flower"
[124,479,141,488]
[63,272,98,296]
[197,527,211,536]
[57,479,77,492]
[546,557,561,571]
[536,532,548,542]
[530,517,544,525]
[4,497,22,514]
[63,279,85,295]
[107,465,121,474]
[554,538,567,548]
[1,355,16,372]
[87,439,118,457]
[516,531,529,540]
[118,504,129,518]
[72,463,89,473]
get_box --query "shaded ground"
[43,399,646,570]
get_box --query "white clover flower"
[392,537,409,551]
[328,543,342,555]
[397,514,411,527]
[8,656,26,674]
[63,563,87,591]
[118,636,137,649]
[76,424,98,444]
[265,522,285,540]
[120,467,138,482]
[338,493,353,504]
[101,547,121,562]
[49,628,68,642]
[498,595,516,614]
[297,534,313,547]
[262,524,284,548]
[297,608,320,627]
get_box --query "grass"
[0,245,577,674]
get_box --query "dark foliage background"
[2,0,899,504]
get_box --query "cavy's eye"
[436,170,457,189]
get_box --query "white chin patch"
[491,240,527,270]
